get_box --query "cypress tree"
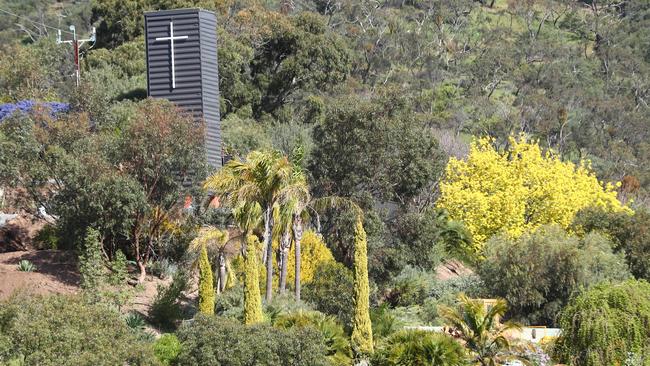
[198,245,215,315]
[243,234,264,324]
[351,217,374,355]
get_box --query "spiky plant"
[17,259,36,272]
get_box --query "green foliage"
[153,334,182,366]
[0,295,158,365]
[149,271,188,330]
[439,295,521,366]
[554,280,650,366]
[273,310,352,366]
[372,330,467,366]
[108,250,129,285]
[304,261,355,332]
[16,260,35,272]
[390,208,470,271]
[175,314,331,366]
[370,305,402,340]
[243,234,264,325]
[79,228,106,294]
[33,224,59,250]
[574,207,650,281]
[310,89,446,203]
[351,217,374,355]
[385,266,436,307]
[124,312,146,331]
[198,245,215,315]
[148,258,178,280]
[478,225,631,326]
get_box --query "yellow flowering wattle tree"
[437,135,630,258]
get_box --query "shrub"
[16,260,36,272]
[125,312,146,330]
[34,224,59,250]
[79,228,106,292]
[574,207,650,281]
[372,330,467,366]
[554,279,650,366]
[273,310,352,366]
[149,271,188,329]
[478,225,630,325]
[214,284,244,320]
[0,295,158,365]
[370,305,402,339]
[148,258,178,280]
[197,245,215,315]
[154,334,182,366]
[385,266,436,307]
[303,261,355,331]
[108,249,130,285]
[175,314,331,366]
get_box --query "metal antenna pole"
[57,25,95,87]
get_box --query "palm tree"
[438,294,522,366]
[204,150,295,302]
[275,165,310,297]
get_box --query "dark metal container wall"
[144,8,222,169]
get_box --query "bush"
[478,225,630,325]
[273,310,352,366]
[554,280,650,366]
[372,330,467,366]
[79,228,106,293]
[149,271,189,329]
[108,250,130,285]
[154,334,182,366]
[0,295,158,365]
[16,260,36,272]
[385,266,436,307]
[175,314,331,366]
[303,262,355,331]
[214,284,244,320]
[574,207,650,281]
[148,258,178,280]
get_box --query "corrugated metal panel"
[198,10,222,169]
[145,8,222,170]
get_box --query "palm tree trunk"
[218,253,227,293]
[264,206,274,302]
[293,215,303,301]
[278,230,291,293]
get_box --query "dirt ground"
[0,250,79,300]
[0,249,183,318]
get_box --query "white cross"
[155,21,188,89]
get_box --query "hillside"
[1,1,650,365]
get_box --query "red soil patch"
[435,259,474,281]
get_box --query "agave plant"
[17,260,36,272]
[125,312,146,330]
